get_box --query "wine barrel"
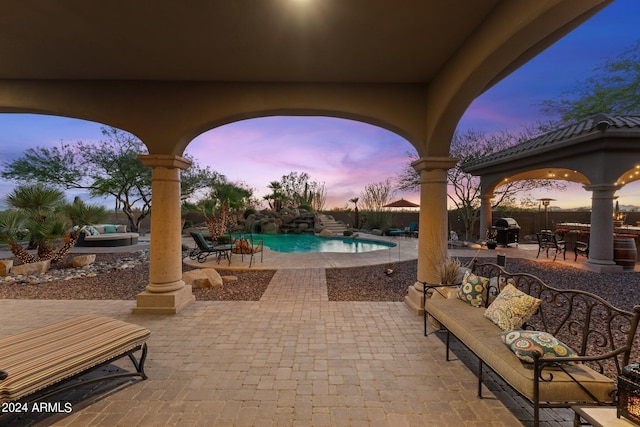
[614,237,637,269]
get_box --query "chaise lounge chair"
[189,231,233,265]
[388,222,418,238]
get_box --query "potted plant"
[437,257,462,285]
[486,228,498,249]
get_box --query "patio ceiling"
[0,0,613,158]
[0,0,606,88]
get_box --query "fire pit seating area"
[76,224,139,247]
[423,262,640,427]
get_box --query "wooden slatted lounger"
[0,314,150,404]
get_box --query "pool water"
[235,233,396,253]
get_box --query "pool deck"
[0,235,596,426]
[183,233,549,270]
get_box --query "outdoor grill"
[493,217,520,247]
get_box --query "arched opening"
[185,115,419,209]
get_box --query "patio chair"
[574,240,589,261]
[536,230,566,261]
[189,231,233,265]
[231,233,264,267]
[389,223,418,238]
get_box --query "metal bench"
[423,262,640,427]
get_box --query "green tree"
[1,126,214,232]
[539,40,640,121]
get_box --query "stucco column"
[583,184,622,273]
[479,194,494,240]
[404,156,459,314]
[133,154,196,314]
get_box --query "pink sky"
[187,116,418,209]
[0,0,638,210]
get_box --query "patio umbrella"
[383,198,419,208]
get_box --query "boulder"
[318,228,334,237]
[0,260,13,276]
[11,259,51,276]
[280,212,295,225]
[183,268,223,289]
[72,254,96,268]
[261,220,279,234]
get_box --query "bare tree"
[360,179,394,230]
[311,183,327,211]
[397,129,565,240]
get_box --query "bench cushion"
[0,315,150,402]
[82,232,139,241]
[425,298,615,403]
[76,232,139,247]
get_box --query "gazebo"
[0,1,614,313]
[462,114,640,272]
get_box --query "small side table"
[572,406,636,427]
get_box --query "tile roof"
[461,114,640,171]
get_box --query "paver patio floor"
[0,261,580,427]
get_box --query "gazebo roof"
[460,114,640,193]
[462,114,640,171]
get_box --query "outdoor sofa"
[76,224,139,247]
[423,262,640,427]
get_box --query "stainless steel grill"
[493,217,520,247]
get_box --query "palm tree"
[264,181,286,212]
[51,196,108,263]
[199,180,253,241]
[64,196,108,227]
[0,209,35,264]
[6,184,68,260]
[2,185,107,263]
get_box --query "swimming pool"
[236,233,396,254]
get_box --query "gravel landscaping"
[1,253,639,312]
[327,257,640,311]
[0,253,276,301]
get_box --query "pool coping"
[183,233,419,270]
[239,232,398,253]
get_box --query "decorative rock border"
[1,250,149,286]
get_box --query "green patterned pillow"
[499,330,578,364]
[483,284,541,331]
[456,270,490,307]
